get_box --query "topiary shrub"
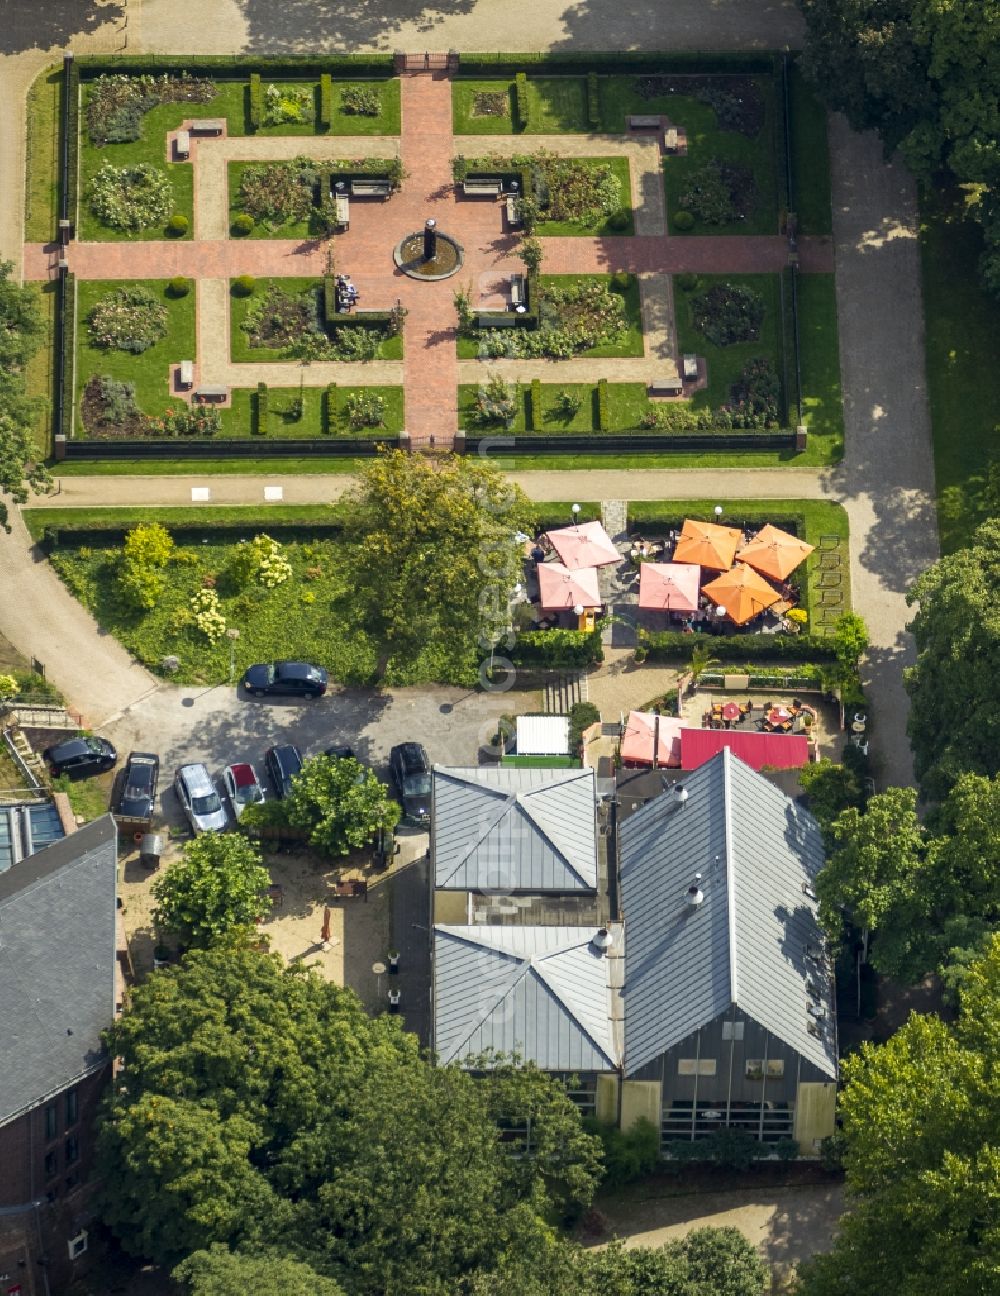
[232,275,256,298]
[676,271,700,292]
[607,209,629,231]
[586,71,600,129]
[596,377,609,430]
[167,276,190,298]
[319,73,333,128]
[249,72,262,129]
[232,213,254,236]
[672,209,695,231]
[514,72,530,130]
[609,270,631,292]
[166,213,189,237]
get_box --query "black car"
[389,742,431,824]
[265,744,303,798]
[44,735,117,779]
[243,661,328,700]
[117,751,160,822]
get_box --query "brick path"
[22,69,833,445]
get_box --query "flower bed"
[691,282,765,345]
[86,72,216,146]
[454,150,631,235]
[87,286,168,354]
[235,157,316,230]
[236,282,400,362]
[678,159,755,226]
[262,82,314,127]
[87,160,173,232]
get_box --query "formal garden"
[227,155,404,239]
[454,151,633,235]
[229,276,404,362]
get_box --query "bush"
[672,209,695,231]
[263,82,312,126]
[607,209,629,230]
[679,159,753,225]
[514,71,530,129]
[586,72,600,128]
[568,700,601,752]
[322,382,337,434]
[508,627,604,668]
[596,377,609,430]
[236,157,317,229]
[88,160,172,231]
[248,72,262,129]
[609,270,630,292]
[529,378,542,430]
[644,630,838,662]
[555,388,582,417]
[676,272,700,292]
[345,390,386,428]
[341,84,380,116]
[87,286,168,354]
[166,213,188,236]
[167,276,189,298]
[319,73,333,127]
[232,275,256,297]
[583,1117,659,1187]
[470,372,518,426]
[774,1138,800,1162]
[254,381,268,435]
[691,282,765,346]
[232,212,254,236]
[819,1131,847,1172]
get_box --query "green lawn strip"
[674,272,783,410]
[533,156,634,236]
[229,277,402,361]
[459,380,654,433]
[326,78,401,135]
[921,188,1000,553]
[77,83,246,241]
[453,75,589,135]
[74,278,196,430]
[53,772,112,823]
[796,273,843,461]
[24,503,351,540]
[50,458,366,477]
[453,79,515,135]
[219,385,404,438]
[24,282,57,457]
[496,449,814,468]
[788,64,832,236]
[227,160,314,240]
[25,66,61,242]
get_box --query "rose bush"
[88,161,173,232]
[87,287,168,354]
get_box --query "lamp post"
[226,627,241,685]
[571,502,581,526]
[714,504,723,521]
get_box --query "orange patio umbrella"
[702,563,780,626]
[736,524,815,582]
[673,518,741,571]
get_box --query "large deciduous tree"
[151,834,271,948]
[173,1246,346,1296]
[283,753,400,856]
[796,935,1000,1296]
[905,520,1000,799]
[342,450,531,684]
[0,261,49,532]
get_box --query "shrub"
[319,73,333,127]
[236,157,316,229]
[609,270,630,292]
[232,275,256,297]
[509,627,604,668]
[190,587,226,642]
[586,72,600,129]
[167,276,190,298]
[672,208,695,230]
[345,390,386,428]
[583,1116,659,1187]
[249,72,262,129]
[232,212,254,236]
[568,700,601,752]
[166,213,189,236]
[88,160,172,231]
[676,271,700,292]
[596,377,609,430]
[322,383,337,433]
[514,72,530,129]
[255,381,268,435]
[341,84,380,116]
[691,282,765,346]
[87,286,168,354]
[555,388,582,417]
[774,1138,800,1163]
[117,523,175,610]
[679,158,754,225]
[470,372,518,425]
[607,209,629,231]
[263,82,313,127]
[520,235,544,275]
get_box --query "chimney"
[673,783,689,807]
[591,927,614,956]
[686,872,704,907]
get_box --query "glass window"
[65,1134,79,1166]
[44,1150,58,1179]
[44,1103,58,1140]
[678,1058,717,1076]
[746,1059,785,1080]
[65,1088,78,1126]
[722,1021,745,1041]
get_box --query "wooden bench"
[505,194,521,227]
[462,178,503,198]
[190,118,225,135]
[350,178,391,198]
[682,354,699,381]
[194,385,228,403]
[179,360,194,388]
[648,378,684,397]
[335,878,367,899]
[510,274,526,307]
[174,130,190,159]
[664,127,680,153]
[334,194,350,229]
[628,114,661,130]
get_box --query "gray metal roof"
[0,816,118,1126]
[433,924,621,1070]
[433,766,597,892]
[619,750,836,1078]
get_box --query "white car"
[222,762,266,821]
[174,763,228,835]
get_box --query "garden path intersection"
[22,70,832,445]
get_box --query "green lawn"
[74,279,196,432]
[459,380,662,433]
[326,79,401,135]
[921,188,1000,553]
[796,273,843,460]
[229,278,403,361]
[533,156,634,236]
[789,64,832,236]
[25,66,62,242]
[24,282,57,457]
[674,272,784,412]
[219,385,404,438]
[24,504,351,540]
[453,76,589,135]
[227,161,315,240]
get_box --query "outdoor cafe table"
[767,706,793,727]
[721,702,742,722]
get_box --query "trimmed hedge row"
[508,627,604,668]
[455,51,778,76]
[59,271,76,442]
[323,273,336,324]
[64,58,81,239]
[75,54,396,79]
[514,72,530,130]
[530,378,542,431]
[643,631,838,663]
[249,72,262,129]
[319,73,333,128]
[323,383,337,434]
[62,437,396,461]
[596,378,609,431]
[254,382,268,435]
[587,73,600,130]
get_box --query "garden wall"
[454,52,779,76]
[74,55,396,79]
[62,435,396,461]
[465,431,795,453]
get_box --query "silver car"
[174,763,228,835]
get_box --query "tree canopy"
[174,1246,345,1296]
[905,519,1000,798]
[796,934,1000,1296]
[97,947,603,1291]
[341,450,532,684]
[282,753,400,855]
[799,1,1000,298]
[0,261,49,532]
[151,834,271,948]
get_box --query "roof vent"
[673,783,689,806]
[686,872,704,907]
[807,1002,826,1021]
[802,882,817,901]
[591,927,614,955]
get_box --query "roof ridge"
[513,795,591,889]
[436,790,518,887]
[722,748,738,1004]
[530,948,616,1069]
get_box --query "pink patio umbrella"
[638,562,701,613]
[620,710,683,768]
[546,519,621,570]
[537,562,601,613]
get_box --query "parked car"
[44,735,117,779]
[389,742,432,824]
[116,752,160,823]
[242,661,328,700]
[265,744,303,799]
[174,763,228,834]
[222,762,265,821]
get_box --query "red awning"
[679,728,809,772]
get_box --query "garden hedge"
[587,73,600,130]
[319,73,333,128]
[507,627,604,668]
[249,72,262,129]
[642,630,837,663]
[61,436,395,461]
[254,381,268,435]
[454,51,778,76]
[514,73,530,130]
[596,378,609,431]
[58,271,76,441]
[323,274,336,325]
[529,378,542,431]
[322,383,337,434]
[63,58,81,238]
[75,54,396,79]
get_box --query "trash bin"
[139,833,162,868]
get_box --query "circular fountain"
[394,218,464,281]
